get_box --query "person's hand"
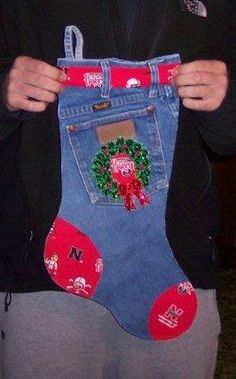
[172,60,228,111]
[3,56,66,113]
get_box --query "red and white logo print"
[158,304,184,329]
[67,276,92,295]
[110,153,136,185]
[126,78,141,88]
[84,72,103,87]
[45,253,59,276]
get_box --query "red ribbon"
[118,179,150,212]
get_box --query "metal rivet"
[68,124,77,133]
[146,105,154,113]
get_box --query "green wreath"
[91,137,151,199]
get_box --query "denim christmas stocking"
[44,26,197,340]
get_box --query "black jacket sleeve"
[0,11,24,141]
[193,78,236,156]
[0,61,36,141]
[192,3,236,156]
[0,60,25,140]
[0,10,34,141]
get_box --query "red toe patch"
[148,282,198,340]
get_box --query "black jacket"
[0,0,236,292]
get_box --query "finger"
[174,71,226,87]
[8,79,58,104]
[13,56,66,82]
[9,67,64,94]
[6,93,48,113]
[178,60,227,75]
[177,84,226,100]
[182,97,224,111]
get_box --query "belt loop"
[64,25,84,59]
[148,61,158,98]
[100,60,110,99]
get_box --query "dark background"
[213,156,236,269]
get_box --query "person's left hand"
[172,60,228,111]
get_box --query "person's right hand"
[3,56,66,113]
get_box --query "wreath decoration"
[91,137,151,211]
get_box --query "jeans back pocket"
[65,94,172,206]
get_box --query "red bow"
[118,179,150,212]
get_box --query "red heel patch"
[44,217,103,297]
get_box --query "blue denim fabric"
[45,26,197,340]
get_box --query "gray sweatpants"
[0,289,220,379]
